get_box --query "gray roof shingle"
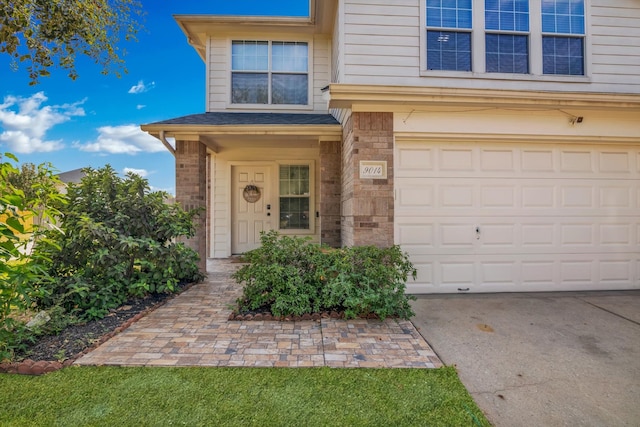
[146,112,340,126]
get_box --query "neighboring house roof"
[56,168,85,184]
[146,112,340,127]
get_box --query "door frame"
[228,161,277,255]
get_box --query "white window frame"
[419,0,591,82]
[276,160,315,235]
[227,39,314,110]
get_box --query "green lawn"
[0,366,489,426]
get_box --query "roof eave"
[327,84,640,111]
[142,123,343,138]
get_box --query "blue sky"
[0,0,309,194]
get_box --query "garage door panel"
[440,148,474,171]
[600,186,632,208]
[599,151,631,172]
[405,255,638,293]
[560,261,594,283]
[397,186,434,207]
[441,262,475,285]
[560,224,595,246]
[441,224,475,247]
[397,145,640,178]
[441,185,474,207]
[600,260,633,284]
[398,217,638,254]
[482,186,516,207]
[522,149,555,172]
[560,150,594,172]
[481,262,517,285]
[600,224,632,245]
[397,223,434,246]
[398,177,637,214]
[396,142,639,293]
[481,149,515,171]
[522,261,556,285]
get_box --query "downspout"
[158,130,176,156]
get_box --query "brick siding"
[320,140,342,247]
[175,139,207,272]
[341,112,394,248]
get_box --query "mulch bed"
[0,284,193,376]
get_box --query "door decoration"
[242,184,261,203]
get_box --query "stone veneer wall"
[341,112,394,248]
[175,139,207,272]
[319,140,342,247]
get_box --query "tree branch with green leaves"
[0,0,144,84]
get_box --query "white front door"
[231,165,273,254]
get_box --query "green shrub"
[232,231,416,320]
[32,166,205,320]
[1,153,65,361]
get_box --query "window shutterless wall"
[217,36,316,111]
[419,0,592,81]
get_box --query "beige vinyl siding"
[339,0,640,94]
[590,2,640,89]
[342,0,420,84]
[331,0,343,83]
[312,37,331,112]
[207,37,229,112]
[210,147,321,258]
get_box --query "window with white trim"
[541,0,585,75]
[485,0,530,74]
[424,0,586,76]
[279,165,310,230]
[231,41,309,105]
[426,0,472,71]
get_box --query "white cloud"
[123,167,149,177]
[128,80,155,94]
[0,92,85,153]
[76,125,165,155]
[136,104,146,110]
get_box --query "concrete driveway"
[410,291,640,427]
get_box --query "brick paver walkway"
[75,259,442,368]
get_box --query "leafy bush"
[32,165,205,320]
[232,231,416,319]
[1,153,65,361]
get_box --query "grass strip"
[0,365,489,426]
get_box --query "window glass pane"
[485,0,529,31]
[541,0,585,35]
[231,73,268,104]
[231,41,268,71]
[486,34,529,73]
[542,36,584,75]
[272,42,308,72]
[279,165,310,230]
[272,74,308,105]
[426,0,472,29]
[427,31,471,71]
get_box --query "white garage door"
[395,141,640,293]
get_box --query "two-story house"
[142,0,640,294]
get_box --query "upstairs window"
[485,0,530,74]
[423,0,587,77]
[231,41,309,105]
[426,0,472,71]
[542,0,585,75]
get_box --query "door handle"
[475,226,480,239]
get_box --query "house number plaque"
[359,161,387,179]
